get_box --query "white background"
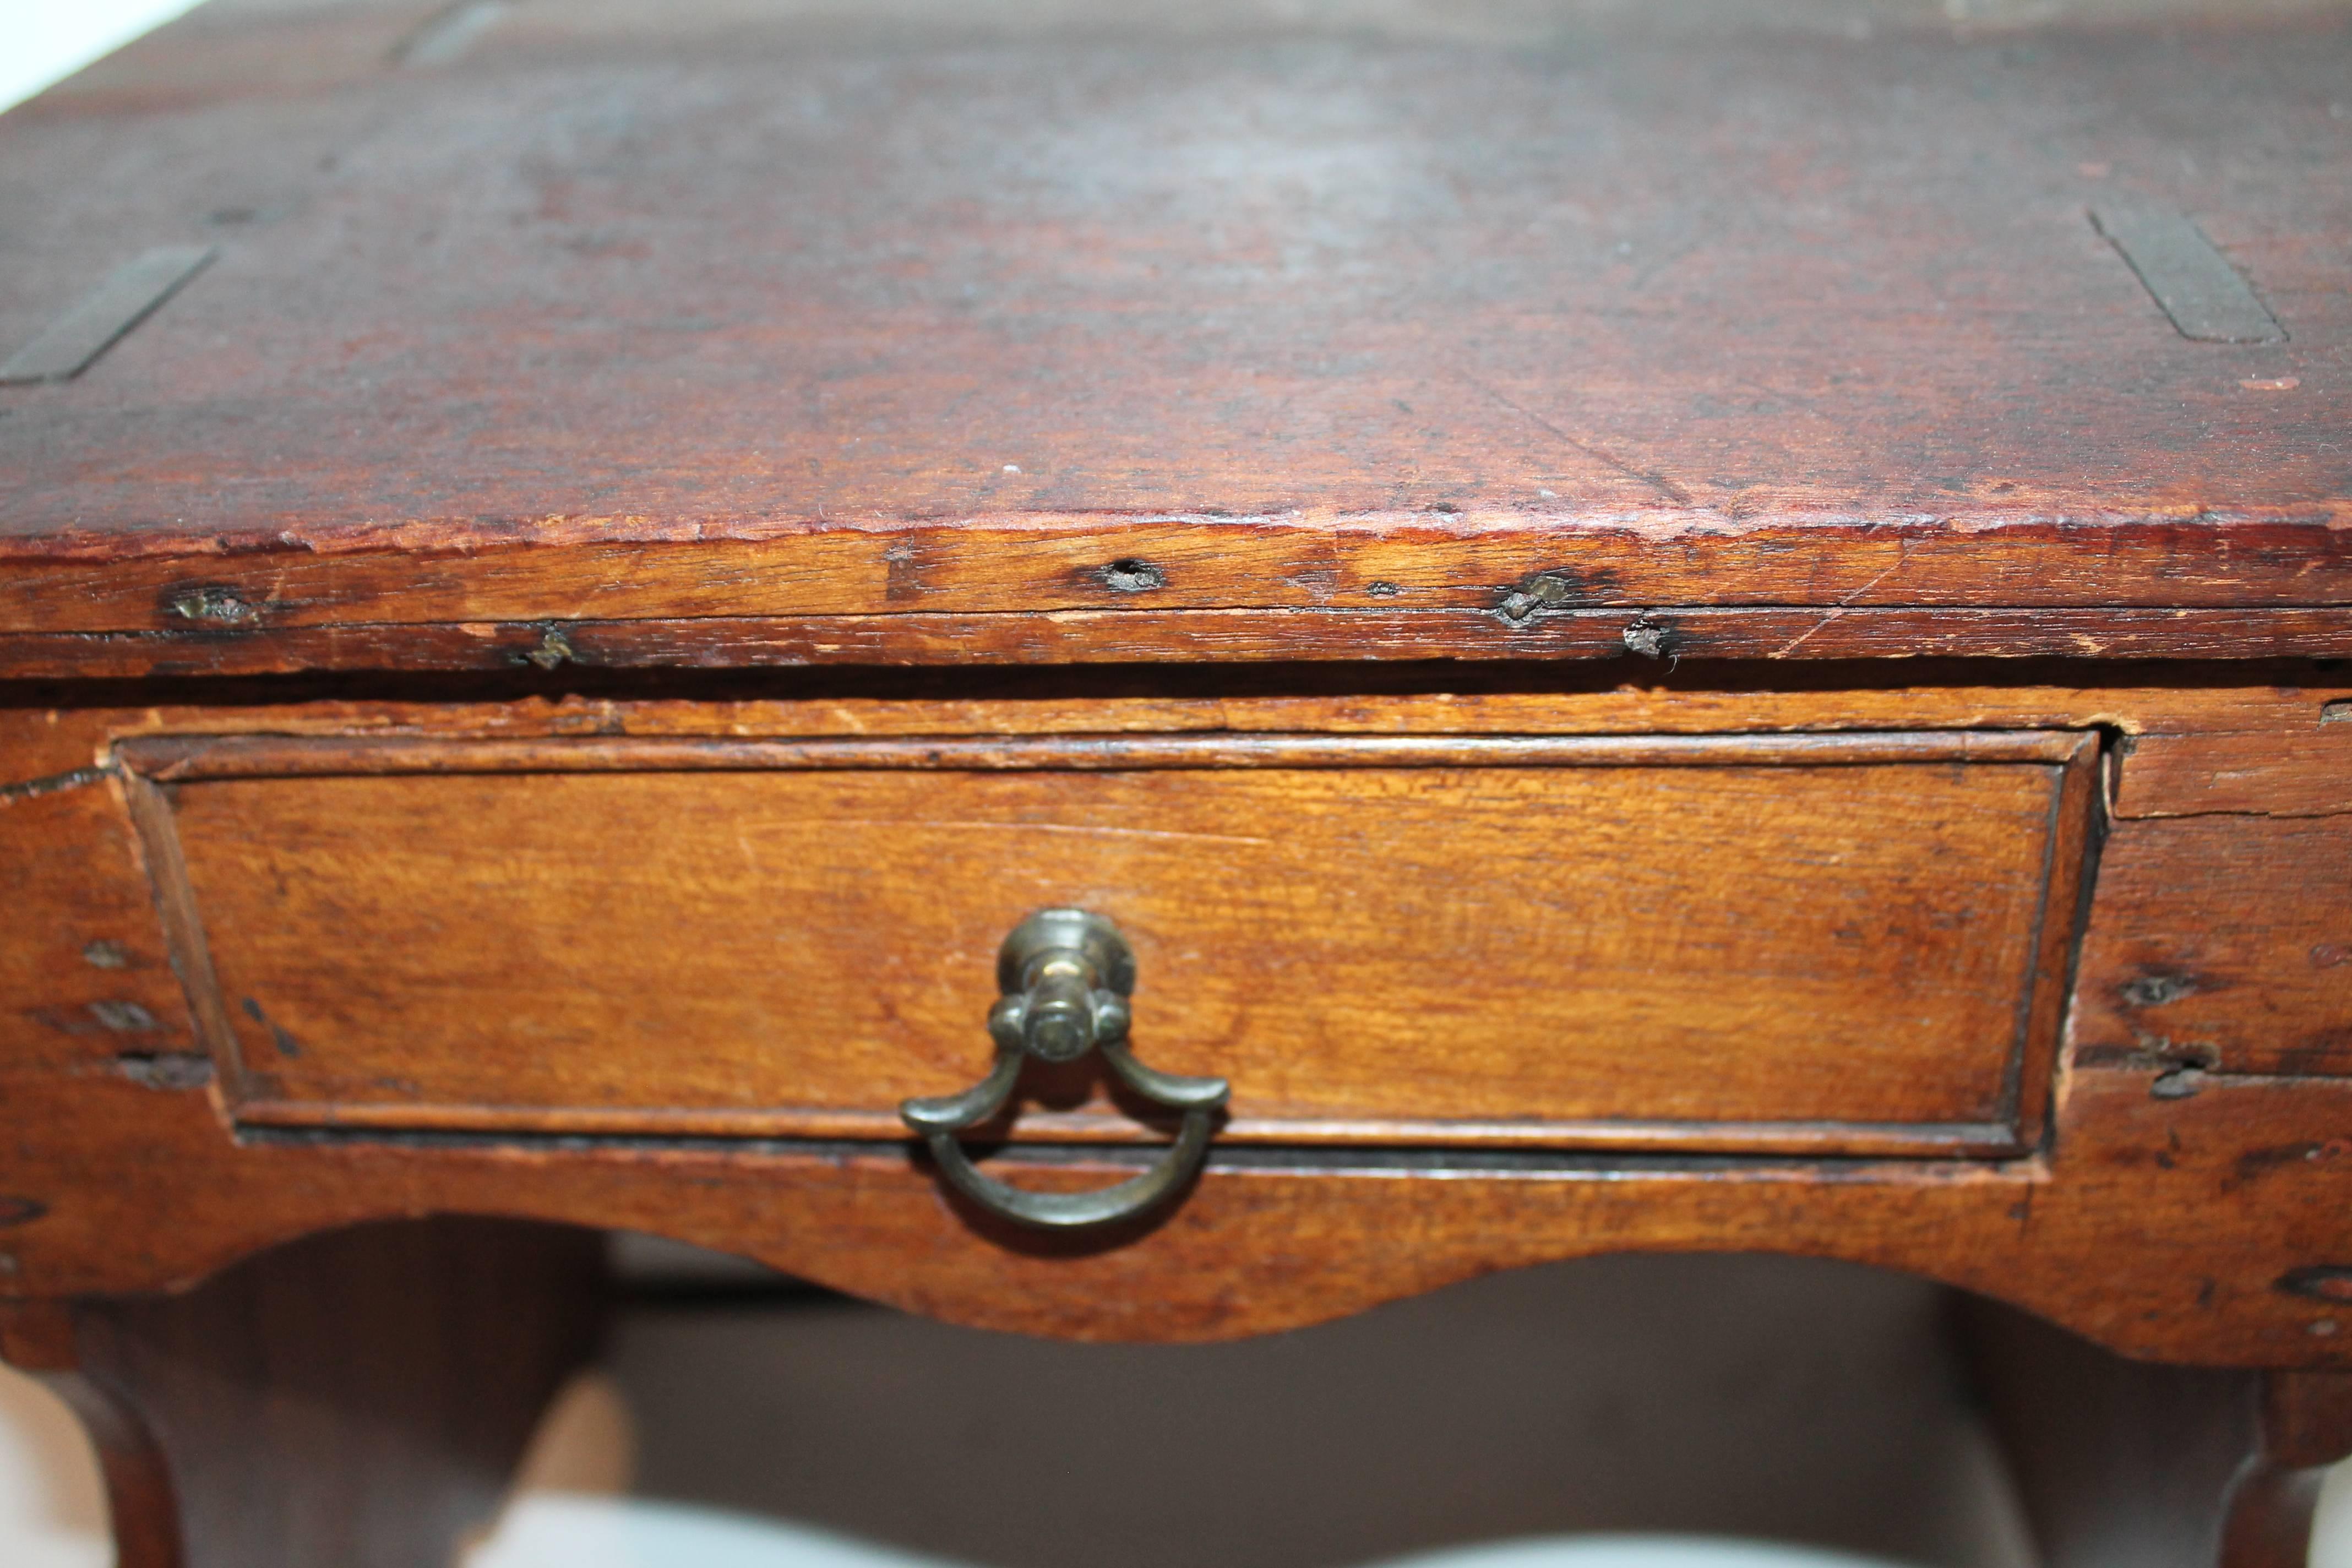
[0,0,202,114]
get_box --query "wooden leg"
[1958,1297,2352,1568]
[0,1217,605,1568]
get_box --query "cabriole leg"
[1,1217,604,1568]
[1961,1297,2352,1568]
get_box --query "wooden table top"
[0,0,2345,663]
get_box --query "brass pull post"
[900,909,1227,1229]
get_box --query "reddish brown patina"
[4,5,2352,1567]
[0,0,2346,672]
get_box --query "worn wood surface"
[126,730,2088,1155]
[6,672,2346,792]
[4,1064,2352,1361]
[2114,707,2352,819]
[2072,817,2352,1080]
[0,680,2346,1365]
[4,5,2348,1555]
[1,1219,603,1568]
[0,0,2346,672]
[8,607,2352,683]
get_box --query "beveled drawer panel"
[122,729,2095,1157]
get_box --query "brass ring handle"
[900,909,1228,1229]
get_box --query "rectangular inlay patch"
[2090,205,2285,345]
[395,0,509,66]
[0,247,215,385]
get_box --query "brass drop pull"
[900,909,1228,1229]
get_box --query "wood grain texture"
[4,1066,2352,1360]
[0,779,208,1081]
[7,676,2347,787]
[0,1219,605,1568]
[2115,705,2352,819]
[132,731,2088,1155]
[2070,817,2352,1079]
[11,677,2351,760]
[116,726,2088,776]
[9,606,2352,682]
[0,0,2346,667]
[7,13,2352,1551]
[3,684,2350,1364]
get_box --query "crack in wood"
[0,766,112,805]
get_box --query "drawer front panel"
[127,730,2095,1156]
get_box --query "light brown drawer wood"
[121,728,2097,1157]
[2071,815,2352,1080]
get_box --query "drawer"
[122,727,2097,1157]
